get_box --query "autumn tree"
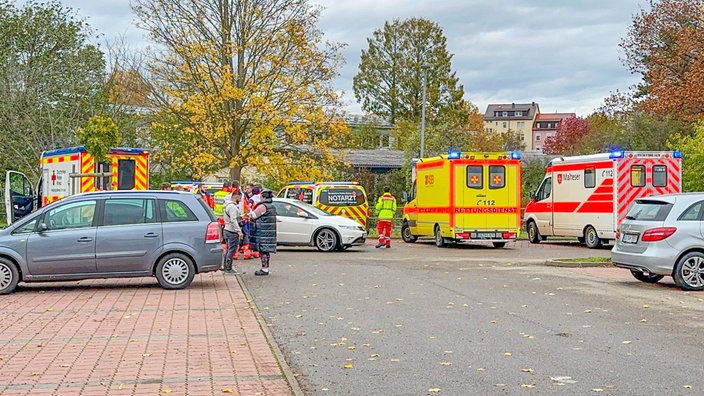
[353,18,468,125]
[133,0,348,182]
[0,0,105,179]
[621,0,704,122]
[542,116,590,155]
[666,120,704,192]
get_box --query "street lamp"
[420,64,429,158]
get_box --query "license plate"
[472,232,497,239]
[622,233,639,244]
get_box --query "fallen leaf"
[521,368,533,373]
[222,388,234,393]
[592,389,604,392]
[643,305,650,308]
[295,314,302,318]
[440,361,452,366]
[31,372,41,376]
[521,384,535,388]
[640,319,647,323]
[347,346,356,350]
[163,390,172,394]
[343,364,353,369]
[490,320,497,324]
[622,340,632,344]
[46,308,54,312]
[428,388,441,393]
[118,384,124,390]
[476,367,486,371]
[59,364,70,368]
[683,385,692,389]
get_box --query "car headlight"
[341,225,364,231]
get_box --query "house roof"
[483,102,540,120]
[342,114,394,129]
[536,113,575,121]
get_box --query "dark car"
[0,190,223,294]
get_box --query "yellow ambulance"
[402,151,522,248]
[277,181,369,227]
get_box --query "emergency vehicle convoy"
[523,150,682,248]
[401,151,523,248]
[5,146,150,224]
[277,181,369,227]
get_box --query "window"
[536,134,541,141]
[103,198,156,226]
[515,111,523,117]
[653,165,667,187]
[631,165,645,187]
[502,122,507,129]
[536,177,552,201]
[517,121,525,129]
[626,200,672,221]
[319,188,365,206]
[13,218,38,234]
[285,188,314,204]
[466,166,483,189]
[584,167,596,188]
[273,202,308,218]
[160,199,198,222]
[44,200,97,230]
[117,159,136,190]
[679,201,704,221]
[502,111,508,117]
[489,166,505,189]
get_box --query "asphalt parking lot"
[0,239,612,395]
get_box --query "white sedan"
[271,198,367,252]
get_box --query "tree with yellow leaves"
[133,0,348,182]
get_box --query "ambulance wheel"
[492,242,506,248]
[401,222,417,243]
[584,226,602,249]
[527,221,541,244]
[434,226,446,247]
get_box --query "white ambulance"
[523,151,682,248]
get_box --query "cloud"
[50,0,646,116]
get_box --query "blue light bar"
[609,150,625,159]
[673,151,683,158]
[447,151,461,159]
[509,151,522,160]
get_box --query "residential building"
[532,112,575,152]
[483,103,540,149]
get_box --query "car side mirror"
[529,191,536,201]
[38,222,49,232]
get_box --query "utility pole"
[420,64,429,158]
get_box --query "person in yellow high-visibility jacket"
[375,186,397,248]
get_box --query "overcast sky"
[52,0,647,117]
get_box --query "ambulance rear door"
[457,160,518,236]
[5,170,35,225]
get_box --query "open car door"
[5,170,35,225]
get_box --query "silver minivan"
[612,193,704,290]
[0,190,223,294]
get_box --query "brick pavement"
[0,271,299,396]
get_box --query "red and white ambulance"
[523,151,682,248]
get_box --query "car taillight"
[502,232,515,239]
[205,222,221,243]
[641,227,677,242]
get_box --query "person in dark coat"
[248,189,277,276]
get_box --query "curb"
[545,259,612,268]
[236,275,306,396]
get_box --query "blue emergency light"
[447,151,461,159]
[609,150,625,159]
[509,151,522,160]
[673,151,683,158]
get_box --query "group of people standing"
[219,182,277,276]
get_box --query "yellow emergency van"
[402,151,522,248]
[277,182,369,227]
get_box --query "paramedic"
[375,186,397,248]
